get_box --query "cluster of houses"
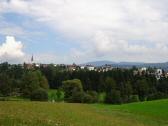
[56,63,113,72]
[23,56,167,80]
[23,62,114,72]
[133,67,168,80]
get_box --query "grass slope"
[0,99,168,126]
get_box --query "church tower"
[31,54,34,63]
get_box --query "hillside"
[0,99,168,126]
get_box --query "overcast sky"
[0,0,168,64]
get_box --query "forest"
[0,62,168,104]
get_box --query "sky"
[0,0,168,64]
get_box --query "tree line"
[0,62,49,101]
[40,64,168,103]
[0,62,168,104]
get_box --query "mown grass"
[0,99,168,126]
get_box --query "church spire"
[31,54,34,63]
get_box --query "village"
[23,61,168,80]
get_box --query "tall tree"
[105,77,116,92]
[21,70,49,98]
[0,73,12,96]
[136,79,149,101]
[62,79,83,103]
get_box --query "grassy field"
[0,99,168,126]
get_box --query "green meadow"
[0,99,168,126]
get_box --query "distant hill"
[82,60,144,67]
[81,60,116,66]
[142,62,168,70]
[82,60,168,70]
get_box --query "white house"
[86,65,95,71]
[141,67,147,71]
[80,66,85,69]
[35,63,40,68]
[155,69,163,80]
[156,69,163,75]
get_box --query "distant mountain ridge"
[81,60,168,70]
[82,60,144,66]
[82,60,116,66]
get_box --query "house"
[67,63,80,71]
[133,70,139,76]
[80,66,85,69]
[155,69,163,80]
[35,63,40,68]
[86,65,95,71]
[40,64,49,68]
[137,67,147,75]
[164,72,168,78]
[102,64,113,72]
[156,69,163,75]
[68,64,76,71]
[141,67,147,71]
[23,62,35,69]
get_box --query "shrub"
[56,89,64,101]
[122,95,129,103]
[62,79,83,103]
[48,89,64,102]
[98,92,106,103]
[82,91,98,103]
[21,71,49,98]
[0,97,5,101]
[82,93,93,103]
[0,74,12,96]
[87,91,98,103]
[105,90,122,104]
[70,91,84,103]
[48,91,56,101]
[129,95,140,103]
[31,88,48,101]
[0,92,3,97]
[147,92,167,101]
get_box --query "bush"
[0,97,9,101]
[122,95,129,103]
[21,71,49,98]
[0,74,12,96]
[129,95,140,103]
[82,93,93,103]
[105,90,122,104]
[82,91,98,103]
[147,92,167,101]
[62,79,83,103]
[48,89,64,102]
[98,92,106,103]
[139,96,147,101]
[31,88,48,101]
[48,91,56,101]
[0,92,3,97]
[56,89,64,101]
[70,91,84,103]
